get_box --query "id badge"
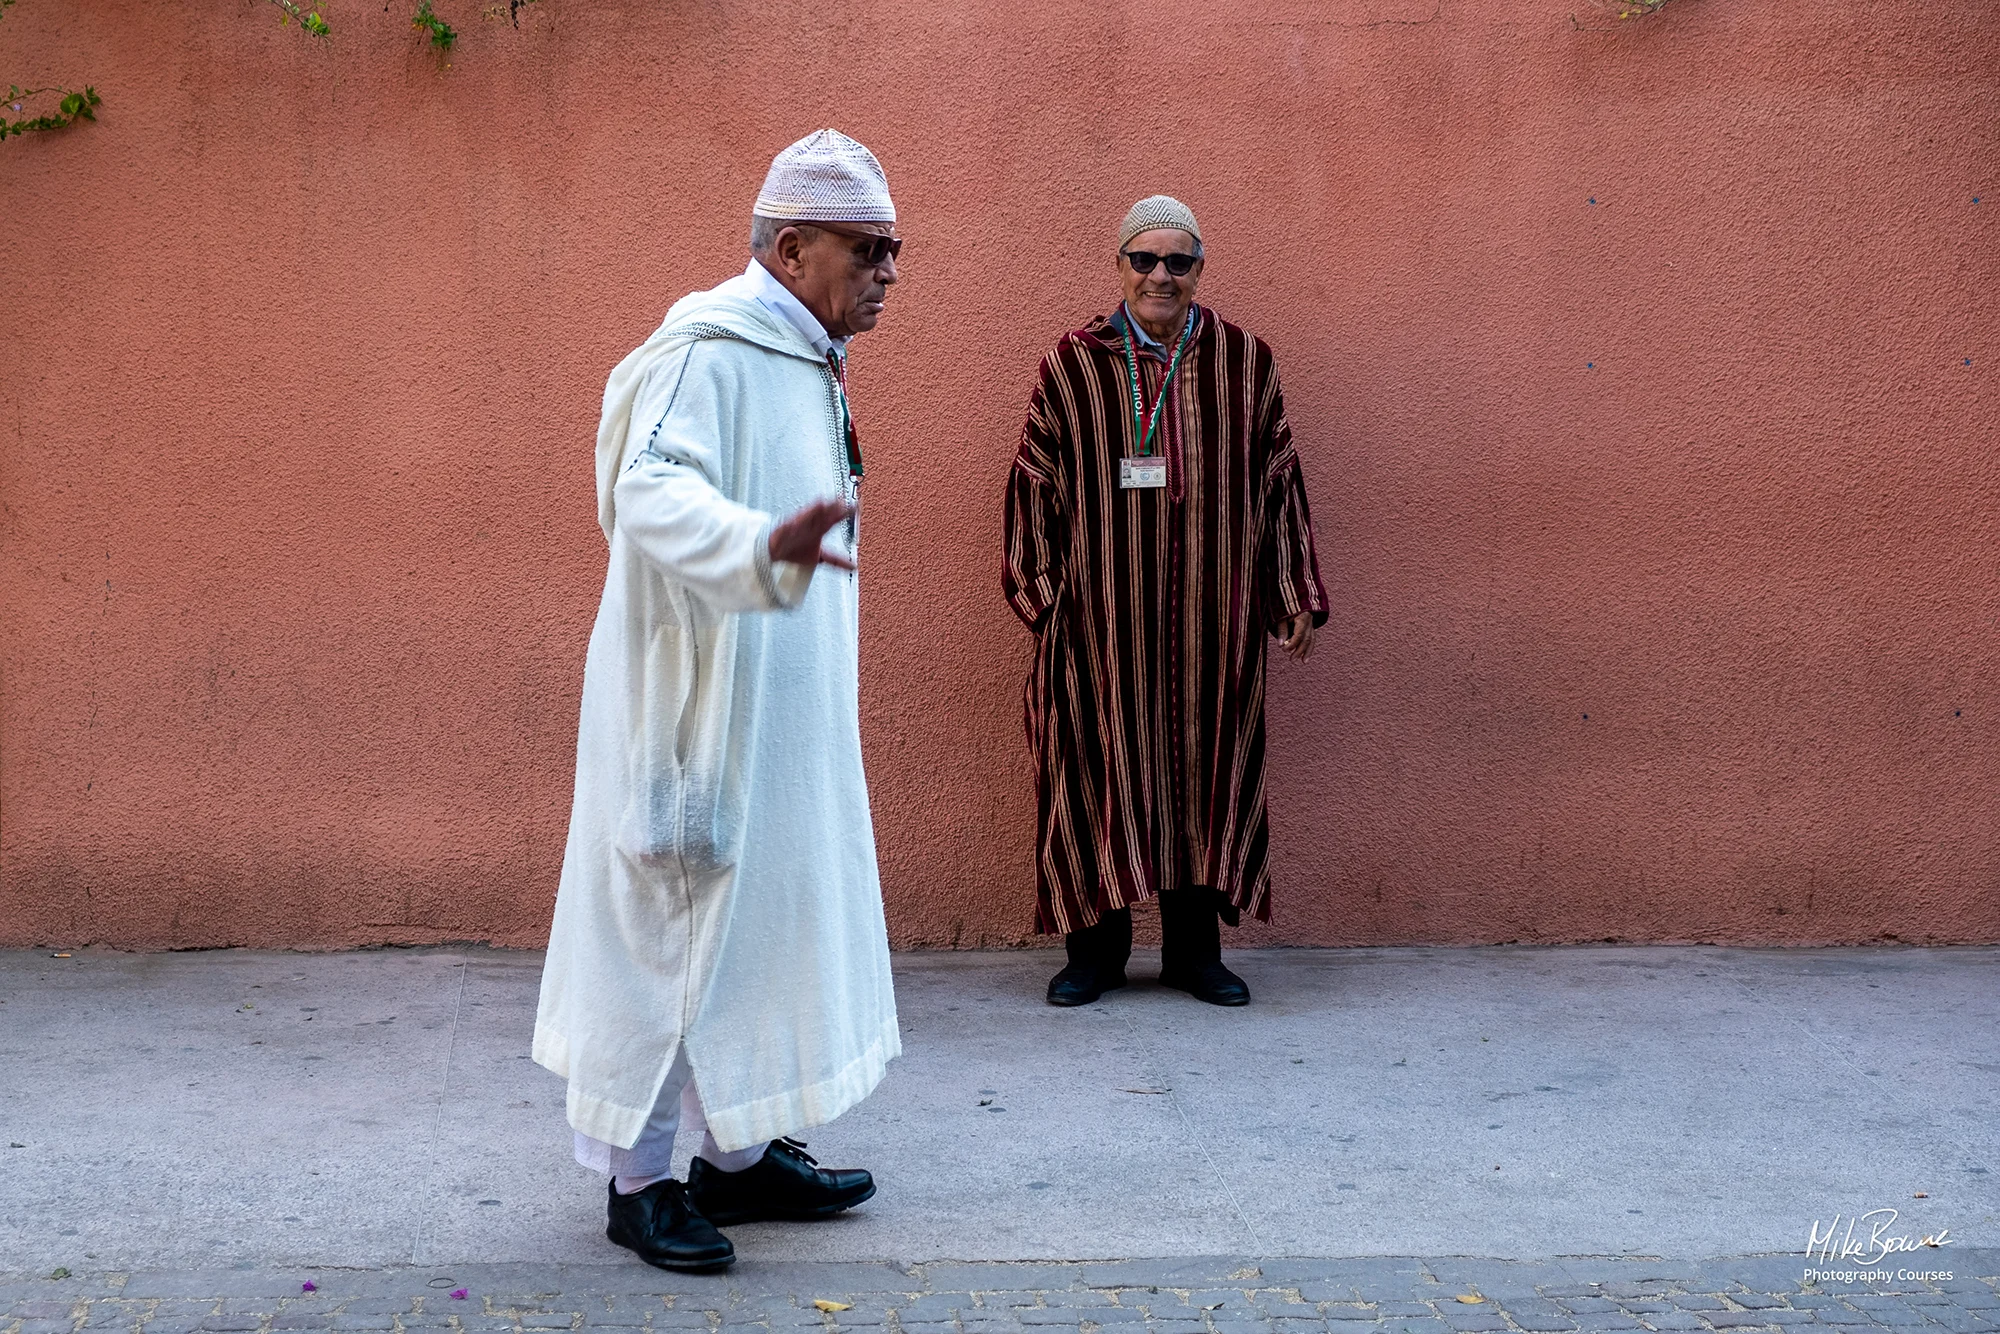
[1120,455,1167,489]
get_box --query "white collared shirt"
[745,258,848,362]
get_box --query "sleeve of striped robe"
[1001,355,1068,632]
[1255,360,1331,632]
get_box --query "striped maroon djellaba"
[1002,304,1330,935]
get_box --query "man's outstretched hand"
[769,497,859,572]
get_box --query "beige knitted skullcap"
[753,129,896,224]
[1118,194,1202,248]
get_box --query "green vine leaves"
[268,0,332,37]
[0,0,102,141]
[413,0,457,51]
[1,82,98,139]
[4,0,504,142]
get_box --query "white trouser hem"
[572,1046,769,1180]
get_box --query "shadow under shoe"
[1046,907,1133,1006]
[1158,887,1251,1006]
[686,1137,875,1226]
[604,1178,735,1272]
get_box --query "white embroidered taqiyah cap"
[1119,194,1202,248]
[753,129,896,224]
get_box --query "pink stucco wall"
[3,0,1996,949]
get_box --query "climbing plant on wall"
[1,0,506,141]
[412,0,457,50]
[0,0,101,141]
[267,0,333,37]
[1,81,98,139]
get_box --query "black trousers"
[1065,886,1238,969]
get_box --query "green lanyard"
[1119,307,1194,457]
[825,348,860,552]
[826,349,861,480]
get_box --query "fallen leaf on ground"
[1457,1295,1484,1304]
[49,1269,70,1280]
[813,1301,852,1313]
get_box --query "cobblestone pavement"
[4,1255,1995,1334]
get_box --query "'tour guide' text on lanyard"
[1118,307,1194,490]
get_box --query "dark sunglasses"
[812,221,903,266]
[1121,248,1199,277]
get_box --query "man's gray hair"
[749,215,834,255]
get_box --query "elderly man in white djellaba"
[533,129,905,1273]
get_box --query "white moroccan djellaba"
[534,269,899,1154]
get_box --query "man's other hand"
[1276,611,1316,662]
[769,497,859,572]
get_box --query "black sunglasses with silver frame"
[809,220,903,267]
[1120,245,1202,277]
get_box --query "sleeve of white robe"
[613,343,816,614]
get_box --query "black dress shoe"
[1158,887,1249,1006]
[1158,958,1251,1006]
[1046,959,1127,1006]
[686,1137,875,1225]
[604,1178,734,1272]
[1047,908,1133,1006]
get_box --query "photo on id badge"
[1121,455,1167,489]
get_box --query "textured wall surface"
[3,0,1996,950]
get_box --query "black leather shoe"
[1158,887,1248,1005]
[604,1178,734,1272]
[686,1137,875,1225]
[1046,908,1133,1006]
[1047,959,1128,1006]
[1159,959,1251,1006]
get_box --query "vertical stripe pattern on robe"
[1002,305,1330,934]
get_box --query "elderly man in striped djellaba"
[1002,194,1330,1008]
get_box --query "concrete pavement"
[3,1254,1997,1334]
[0,945,1994,1271]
